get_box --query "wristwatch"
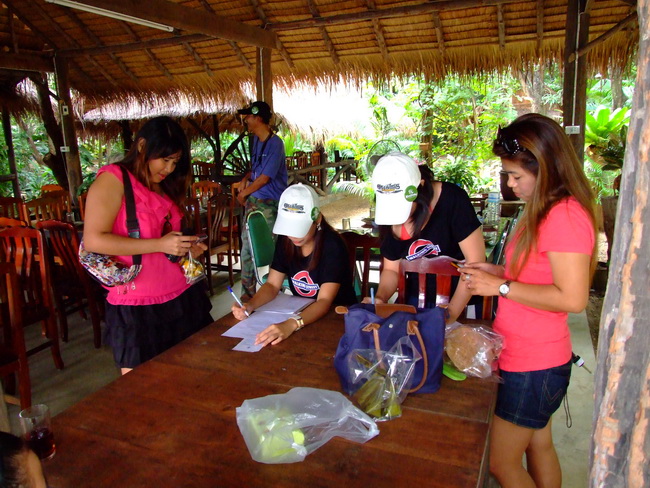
[292,315,305,331]
[499,280,512,298]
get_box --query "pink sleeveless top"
[98,164,189,305]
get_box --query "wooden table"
[44,311,496,488]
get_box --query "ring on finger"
[464,273,470,281]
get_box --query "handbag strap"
[119,165,141,266]
[365,319,429,393]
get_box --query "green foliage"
[431,155,490,196]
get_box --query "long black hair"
[378,164,435,242]
[0,431,30,488]
[280,216,337,271]
[119,116,191,206]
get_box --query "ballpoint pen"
[370,287,375,305]
[227,286,249,317]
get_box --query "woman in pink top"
[463,113,597,488]
[83,117,212,374]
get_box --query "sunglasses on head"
[496,127,525,155]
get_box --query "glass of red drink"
[18,404,56,460]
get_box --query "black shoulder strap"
[119,165,141,266]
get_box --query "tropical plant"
[584,106,629,196]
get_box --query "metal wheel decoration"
[221,131,252,176]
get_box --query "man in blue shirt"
[236,101,288,301]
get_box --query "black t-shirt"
[381,182,481,306]
[271,228,357,306]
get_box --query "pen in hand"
[227,286,250,317]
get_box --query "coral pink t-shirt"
[493,197,594,372]
[98,164,189,306]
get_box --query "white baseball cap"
[273,184,321,238]
[371,152,421,225]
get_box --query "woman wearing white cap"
[231,184,356,347]
[367,152,485,322]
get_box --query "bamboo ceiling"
[0,0,639,112]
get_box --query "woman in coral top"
[83,117,213,374]
[463,113,597,488]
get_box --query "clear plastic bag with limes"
[347,336,421,422]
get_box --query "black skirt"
[104,282,213,368]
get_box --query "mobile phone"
[194,234,208,244]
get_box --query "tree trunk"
[29,73,68,189]
[610,65,626,110]
[589,1,650,486]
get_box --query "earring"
[317,222,322,231]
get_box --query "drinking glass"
[19,404,56,460]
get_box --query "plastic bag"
[236,387,379,464]
[444,323,504,379]
[347,336,421,421]
[179,251,205,285]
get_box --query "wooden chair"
[0,217,28,229]
[191,161,214,182]
[0,262,31,410]
[0,197,29,222]
[191,181,222,206]
[41,184,64,194]
[78,191,88,221]
[0,227,64,370]
[205,194,235,294]
[340,231,381,300]
[43,190,72,214]
[398,255,492,320]
[24,194,68,225]
[36,220,102,348]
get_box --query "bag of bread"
[444,324,504,379]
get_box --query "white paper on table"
[223,311,295,339]
[254,293,314,314]
[232,337,264,353]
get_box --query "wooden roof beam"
[62,7,138,82]
[65,0,277,49]
[536,0,544,52]
[367,0,389,61]
[569,11,638,62]
[432,11,446,56]
[307,0,339,64]
[0,53,53,72]
[34,0,118,87]
[248,0,294,68]
[269,0,516,31]
[121,23,173,80]
[497,4,506,50]
[183,42,214,77]
[8,5,19,53]
[4,0,93,83]
[58,33,211,57]
[196,0,251,71]
[227,41,253,71]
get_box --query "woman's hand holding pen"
[461,262,505,296]
[231,302,252,320]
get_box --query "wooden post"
[120,120,133,153]
[1,108,21,197]
[255,47,273,110]
[53,55,82,204]
[589,1,650,486]
[562,0,590,163]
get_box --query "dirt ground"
[321,194,605,354]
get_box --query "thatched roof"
[0,1,639,111]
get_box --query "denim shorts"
[495,360,572,429]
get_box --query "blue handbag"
[334,303,446,394]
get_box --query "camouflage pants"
[240,196,279,301]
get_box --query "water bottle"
[485,191,501,226]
